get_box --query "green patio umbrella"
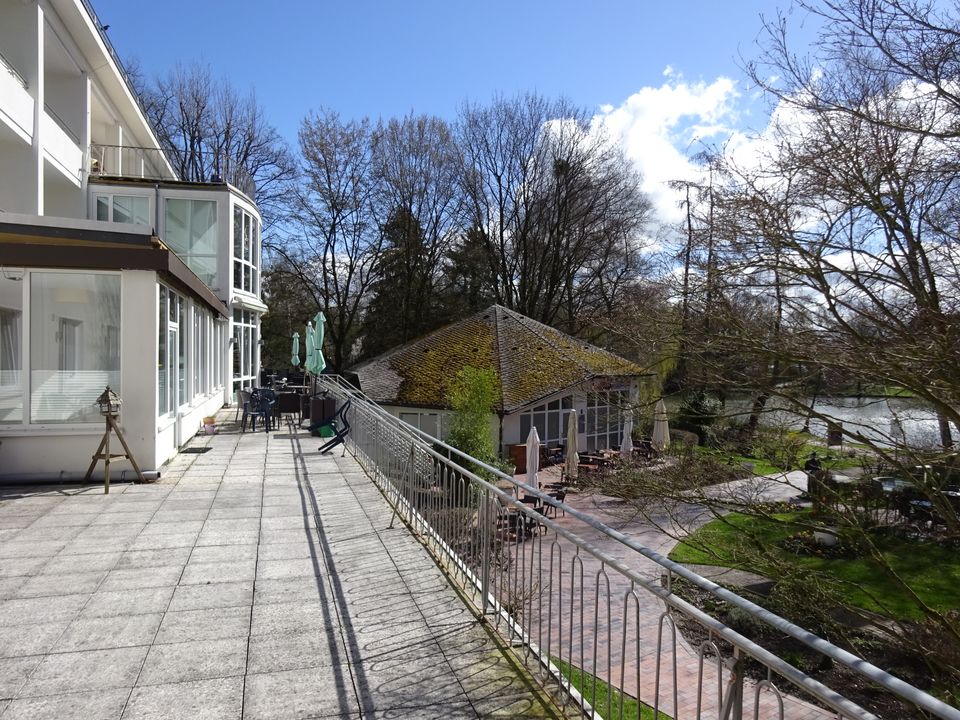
[306,312,327,376]
[290,331,301,368]
[305,321,315,372]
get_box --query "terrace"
[0,376,956,719]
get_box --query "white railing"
[316,374,960,720]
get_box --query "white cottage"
[352,305,649,458]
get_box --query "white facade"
[0,0,265,476]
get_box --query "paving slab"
[0,417,567,719]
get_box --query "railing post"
[480,487,491,615]
[721,649,745,720]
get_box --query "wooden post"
[104,418,111,494]
[84,414,147,493]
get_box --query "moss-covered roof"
[352,305,646,413]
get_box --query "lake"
[720,395,943,449]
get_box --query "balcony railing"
[89,142,256,197]
[317,374,960,720]
[89,143,175,182]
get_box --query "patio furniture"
[246,389,276,432]
[276,392,301,425]
[235,389,251,424]
[546,489,566,517]
[318,398,351,455]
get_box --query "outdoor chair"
[276,392,301,425]
[247,389,276,432]
[546,489,567,517]
[237,389,252,429]
[498,509,535,541]
[318,398,351,455]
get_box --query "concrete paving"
[0,417,565,719]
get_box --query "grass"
[695,442,866,475]
[694,447,783,476]
[669,511,960,620]
[551,657,667,720]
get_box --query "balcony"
[0,50,33,143]
[90,142,256,198]
[89,142,176,182]
[42,106,82,185]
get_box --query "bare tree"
[456,93,652,332]
[276,110,385,371]
[134,62,295,227]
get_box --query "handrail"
[44,104,80,144]
[0,50,27,90]
[317,373,960,720]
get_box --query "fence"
[317,375,960,720]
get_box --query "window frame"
[0,269,124,428]
[232,204,260,296]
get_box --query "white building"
[0,0,265,476]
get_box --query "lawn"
[551,658,667,720]
[669,511,960,620]
[695,442,865,476]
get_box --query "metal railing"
[316,374,960,720]
[0,50,27,90]
[89,143,176,182]
[89,142,256,198]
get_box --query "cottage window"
[519,395,573,448]
[585,390,627,452]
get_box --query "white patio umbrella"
[652,398,670,452]
[564,409,579,482]
[525,426,541,489]
[620,411,634,460]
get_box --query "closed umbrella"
[620,411,634,460]
[290,332,301,368]
[652,398,670,452]
[307,311,327,376]
[564,409,579,482]
[525,426,541,489]
[305,321,315,371]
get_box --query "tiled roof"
[352,305,646,413]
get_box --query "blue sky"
[93,0,812,222]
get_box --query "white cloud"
[595,74,744,225]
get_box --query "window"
[585,390,627,452]
[165,199,218,287]
[96,194,150,226]
[232,309,258,397]
[233,205,259,294]
[520,395,573,448]
[399,411,445,439]
[0,271,24,424]
[30,272,121,424]
[158,286,168,415]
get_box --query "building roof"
[0,214,228,318]
[352,305,646,413]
